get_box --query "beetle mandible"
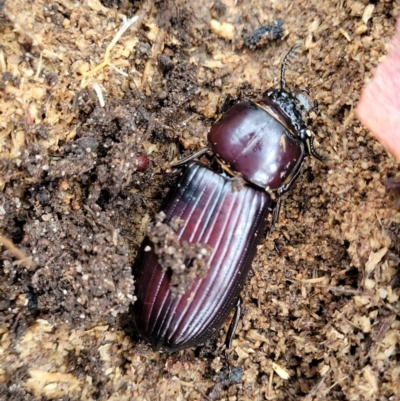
[132,43,325,352]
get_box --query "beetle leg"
[171,147,211,167]
[222,298,243,370]
[218,94,235,115]
[225,297,243,349]
[313,99,319,114]
[278,160,305,196]
[268,197,282,236]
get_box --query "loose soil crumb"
[242,20,284,50]
[145,212,212,297]
[0,0,400,400]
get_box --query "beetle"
[132,43,324,352]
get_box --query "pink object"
[135,153,149,171]
[356,17,400,160]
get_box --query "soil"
[0,0,399,400]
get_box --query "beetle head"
[260,43,326,162]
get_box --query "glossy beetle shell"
[133,162,271,351]
[132,41,324,351]
[208,99,305,190]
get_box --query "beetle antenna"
[280,41,302,90]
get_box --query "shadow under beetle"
[132,43,325,352]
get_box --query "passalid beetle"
[132,43,324,352]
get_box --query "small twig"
[10,310,24,333]
[300,280,363,295]
[81,15,139,88]
[92,82,105,107]
[265,369,275,400]
[323,285,362,295]
[177,381,211,401]
[323,375,348,396]
[303,373,327,401]
[382,303,400,314]
[81,0,155,89]
[35,52,43,80]
[288,278,363,295]
[144,113,156,139]
[290,222,305,237]
[0,234,35,269]
[141,28,166,89]
[375,212,383,229]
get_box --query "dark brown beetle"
[132,44,325,352]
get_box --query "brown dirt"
[0,0,399,400]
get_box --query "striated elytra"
[132,44,324,352]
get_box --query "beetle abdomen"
[133,162,271,351]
